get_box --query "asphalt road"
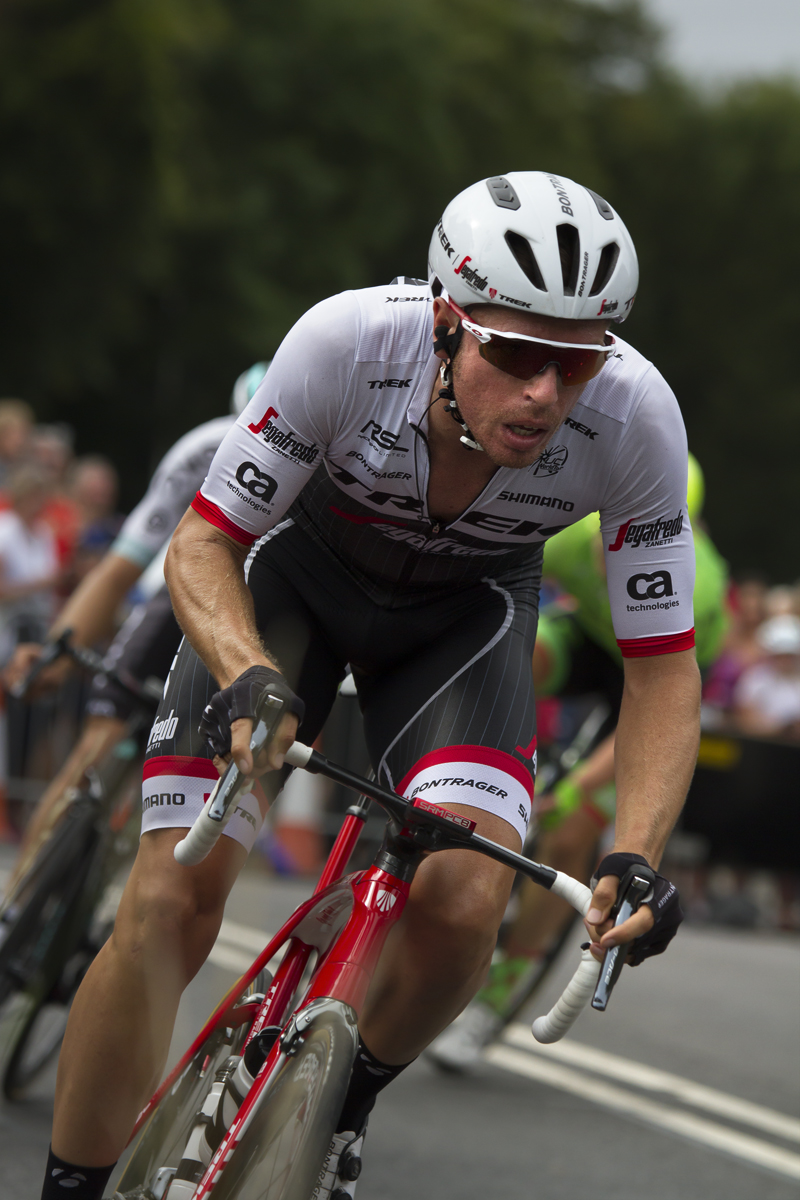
[1,856,798,1200]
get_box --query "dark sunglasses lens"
[479,338,605,385]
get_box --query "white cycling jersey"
[195,283,695,657]
[113,416,235,569]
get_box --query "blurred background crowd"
[0,0,797,912]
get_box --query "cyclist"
[3,366,269,892]
[428,454,729,1068]
[40,173,698,1200]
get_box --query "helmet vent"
[589,242,620,297]
[556,224,580,297]
[487,176,521,210]
[504,231,546,291]
[586,189,614,221]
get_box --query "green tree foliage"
[0,0,796,575]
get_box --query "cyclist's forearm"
[613,648,700,867]
[165,508,275,688]
[50,553,143,646]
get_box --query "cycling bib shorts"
[141,521,542,849]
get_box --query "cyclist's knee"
[408,857,510,957]
[112,831,243,973]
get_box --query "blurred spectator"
[0,399,34,490]
[733,615,800,741]
[31,423,81,579]
[703,576,768,712]
[68,455,124,579]
[764,584,800,619]
[0,466,60,665]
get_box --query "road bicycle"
[113,688,649,1200]
[0,632,162,1100]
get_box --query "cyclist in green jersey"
[429,454,729,1068]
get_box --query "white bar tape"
[549,870,593,916]
[174,777,229,866]
[284,741,314,769]
[531,949,601,1044]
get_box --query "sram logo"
[626,571,674,600]
[235,461,278,503]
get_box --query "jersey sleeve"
[599,367,696,657]
[193,293,360,545]
[111,417,235,568]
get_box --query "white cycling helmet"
[230,361,271,416]
[428,171,638,322]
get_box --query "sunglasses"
[446,298,614,386]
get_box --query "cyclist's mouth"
[501,423,549,450]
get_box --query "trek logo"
[385,295,430,303]
[142,791,185,811]
[247,405,318,465]
[460,510,567,539]
[530,444,568,477]
[498,293,532,309]
[376,888,397,913]
[454,255,488,293]
[436,219,455,260]
[498,490,574,512]
[565,416,598,440]
[626,570,674,600]
[147,709,178,749]
[608,511,684,551]
[548,175,574,216]
[235,461,278,503]
[358,420,409,453]
[367,379,412,390]
[329,464,422,512]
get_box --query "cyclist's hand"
[226,711,299,778]
[584,873,654,961]
[3,643,70,697]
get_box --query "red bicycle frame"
[130,798,412,1199]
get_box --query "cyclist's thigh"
[140,533,347,854]
[85,586,181,723]
[362,571,541,849]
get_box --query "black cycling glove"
[592,851,683,966]
[200,666,305,759]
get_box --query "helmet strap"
[437,362,484,453]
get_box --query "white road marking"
[209,919,277,977]
[503,1023,800,1143]
[485,1043,800,1181]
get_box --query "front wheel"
[114,972,271,1199]
[211,998,359,1200]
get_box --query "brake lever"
[591,864,655,1012]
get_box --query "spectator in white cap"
[733,615,800,740]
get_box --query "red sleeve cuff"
[191,492,256,547]
[617,628,695,658]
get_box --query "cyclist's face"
[437,301,609,469]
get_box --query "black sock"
[40,1147,116,1200]
[336,1037,414,1134]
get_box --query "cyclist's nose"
[521,364,561,404]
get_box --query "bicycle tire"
[2,990,73,1099]
[114,971,272,1199]
[0,802,97,1009]
[211,999,359,1200]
